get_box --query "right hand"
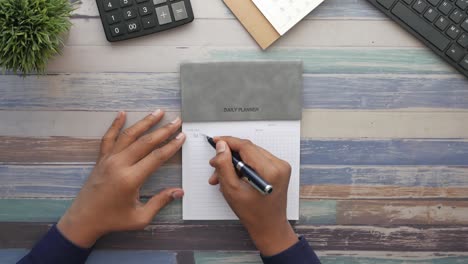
[209,137,299,257]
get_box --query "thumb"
[144,188,184,217]
[214,141,239,189]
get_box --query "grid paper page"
[252,0,325,35]
[182,121,300,220]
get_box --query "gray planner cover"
[181,61,303,122]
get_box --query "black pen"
[204,135,273,195]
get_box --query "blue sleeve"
[17,225,92,264]
[261,236,321,264]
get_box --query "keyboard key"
[460,55,468,70]
[110,24,125,36]
[392,3,451,50]
[106,12,122,24]
[156,6,172,25]
[435,16,450,30]
[458,33,468,47]
[428,0,441,5]
[439,1,453,15]
[153,0,166,5]
[377,0,396,9]
[449,9,465,23]
[456,0,468,10]
[462,19,468,31]
[446,44,465,61]
[126,21,141,33]
[136,0,148,2]
[172,1,189,21]
[413,0,427,13]
[142,16,156,29]
[104,0,119,11]
[120,0,133,7]
[447,25,461,39]
[139,5,153,16]
[424,7,439,21]
[403,0,414,4]
[123,8,137,20]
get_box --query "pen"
[204,135,273,195]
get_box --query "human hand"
[208,137,298,256]
[57,110,185,248]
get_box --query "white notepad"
[182,121,301,220]
[252,0,325,35]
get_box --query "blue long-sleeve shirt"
[18,225,321,264]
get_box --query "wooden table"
[1,0,468,263]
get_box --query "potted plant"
[0,0,75,75]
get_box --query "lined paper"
[182,121,300,220]
[252,0,325,35]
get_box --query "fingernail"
[171,116,181,124]
[171,190,184,199]
[151,109,162,117]
[176,132,185,140]
[216,141,226,154]
[117,111,124,118]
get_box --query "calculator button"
[153,0,167,5]
[110,24,125,36]
[123,8,137,20]
[139,5,153,16]
[106,12,122,24]
[156,6,172,25]
[142,16,156,29]
[103,0,119,11]
[120,0,133,7]
[126,21,141,33]
[172,1,188,21]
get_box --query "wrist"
[57,210,102,248]
[246,219,299,257]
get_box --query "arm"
[18,110,185,264]
[209,137,321,264]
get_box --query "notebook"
[181,61,303,220]
[223,0,324,49]
[252,0,325,35]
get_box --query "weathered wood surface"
[1,223,468,252]
[1,0,468,262]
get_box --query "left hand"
[57,110,185,248]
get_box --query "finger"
[113,109,164,154]
[142,187,184,220]
[214,136,274,178]
[131,132,186,186]
[122,116,182,164]
[100,111,126,158]
[208,171,219,185]
[210,141,239,190]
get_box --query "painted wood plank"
[0,249,177,264]
[3,137,467,165]
[3,165,468,199]
[300,166,468,187]
[194,251,468,264]
[0,199,336,225]
[73,0,384,20]
[43,47,455,74]
[64,19,422,48]
[302,185,468,199]
[2,111,468,139]
[2,223,468,251]
[0,199,182,223]
[1,74,468,111]
[336,201,468,225]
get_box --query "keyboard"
[96,0,194,42]
[366,0,468,77]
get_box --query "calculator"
[96,0,194,42]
